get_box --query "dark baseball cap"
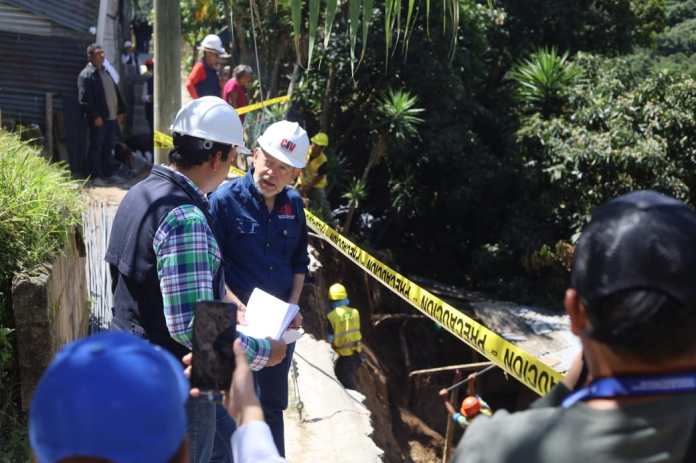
[571,190,696,306]
[29,332,189,463]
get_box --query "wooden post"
[45,93,54,160]
[153,0,181,165]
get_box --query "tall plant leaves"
[307,0,320,67]
[323,0,339,49]
[291,0,302,54]
[360,0,374,63]
[425,0,431,35]
[403,0,416,51]
[384,0,394,60]
[448,0,459,60]
[348,0,360,74]
[285,0,463,71]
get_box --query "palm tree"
[343,89,424,232]
[508,47,581,117]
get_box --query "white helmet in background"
[199,34,225,55]
[257,120,310,168]
[170,96,250,154]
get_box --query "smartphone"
[191,301,237,392]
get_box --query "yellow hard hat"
[311,132,329,147]
[328,283,348,301]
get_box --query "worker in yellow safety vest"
[298,132,331,219]
[326,283,363,389]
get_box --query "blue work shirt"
[209,169,310,305]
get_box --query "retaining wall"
[11,230,89,409]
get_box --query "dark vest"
[106,166,224,358]
[195,60,221,98]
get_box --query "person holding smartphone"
[106,96,287,463]
[453,191,696,463]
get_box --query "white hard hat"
[199,34,225,55]
[170,96,250,154]
[257,121,310,168]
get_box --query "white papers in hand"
[237,288,299,341]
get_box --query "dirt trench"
[299,238,536,463]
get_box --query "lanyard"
[562,372,696,408]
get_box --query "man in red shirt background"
[223,65,253,121]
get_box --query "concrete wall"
[12,229,89,410]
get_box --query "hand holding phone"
[191,301,237,393]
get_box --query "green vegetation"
[508,48,581,117]
[285,0,696,305]
[174,0,695,307]
[0,129,83,461]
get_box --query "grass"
[0,129,83,461]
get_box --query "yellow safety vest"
[299,151,328,189]
[327,306,362,356]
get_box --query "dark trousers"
[145,102,154,133]
[186,397,235,463]
[123,81,136,135]
[254,342,295,456]
[335,353,361,390]
[87,118,117,178]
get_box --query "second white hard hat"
[199,34,225,55]
[257,121,310,168]
[170,96,250,154]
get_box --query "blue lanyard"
[562,372,696,408]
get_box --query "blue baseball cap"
[29,332,189,463]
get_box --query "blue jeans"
[254,342,295,457]
[87,118,117,178]
[186,397,236,463]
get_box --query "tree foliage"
[517,54,696,236]
[169,0,679,304]
[508,47,581,117]
[288,0,688,304]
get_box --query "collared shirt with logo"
[209,169,310,304]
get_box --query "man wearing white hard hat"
[186,34,226,99]
[210,120,311,456]
[107,96,287,463]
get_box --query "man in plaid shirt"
[107,97,286,463]
[153,171,277,370]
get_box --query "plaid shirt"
[153,168,270,370]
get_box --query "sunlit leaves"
[509,47,581,117]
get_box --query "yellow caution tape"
[154,95,291,149]
[302,213,563,396]
[236,95,290,115]
[230,167,246,177]
[225,166,562,396]
[154,130,173,149]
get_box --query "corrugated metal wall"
[0,31,90,173]
[0,31,89,118]
[5,0,99,35]
[0,2,75,37]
